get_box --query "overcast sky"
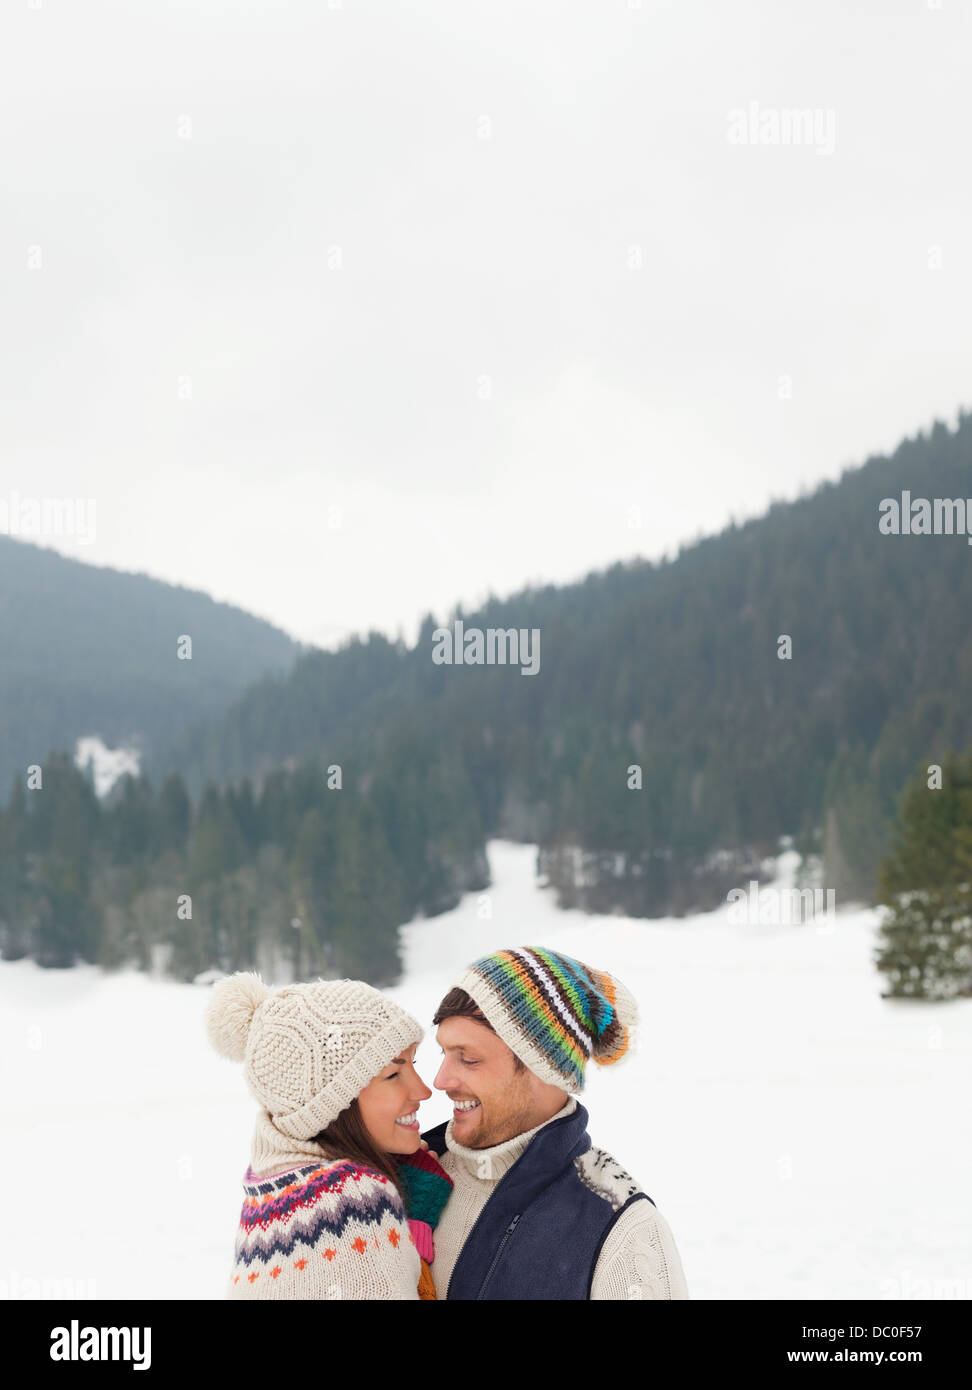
[3,0,971,650]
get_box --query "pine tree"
[822,747,888,903]
[0,778,30,959]
[325,802,404,983]
[875,751,972,999]
[30,754,101,967]
[157,772,192,855]
[187,784,245,884]
[290,804,337,977]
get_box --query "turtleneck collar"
[248,1107,334,1179]
[443,1094,578,1182]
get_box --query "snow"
[74,735,140,797]
[1,840,969,1301]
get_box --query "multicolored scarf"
[393,1146,454,1300]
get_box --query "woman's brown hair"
[311,1098,408,1207]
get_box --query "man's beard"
[463,1093,537,1149]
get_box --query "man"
[421,945,689,1300]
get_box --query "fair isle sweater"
[226,1109,421,1300]
[431,1095,690,1301]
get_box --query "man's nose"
[432,1059,454,1091]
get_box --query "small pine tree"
[875,751,972,999]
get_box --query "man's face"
[433,1016,544,1148]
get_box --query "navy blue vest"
[422,1102,653,1300]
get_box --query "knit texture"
[227,1156,421,1300]
[393,1146,455,1229]
[416,1258,437,1301]
[205,972,424,1138]
[394,1146,455,1302]
[431,1096,690,1300]
[452,946,638,1091]
[228,1110,452,1299]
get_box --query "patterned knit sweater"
[226,1109,450,1300]
[431,1095,691,1300]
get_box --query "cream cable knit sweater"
[431,1096,690,1301]
[225,1109,421,1301]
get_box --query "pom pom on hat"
[205,971,271,1062]
[204,973,425,1138]
[589,966,638,1066]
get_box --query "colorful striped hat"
[451,946,638,1092]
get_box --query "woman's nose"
[410,1067,433,1101]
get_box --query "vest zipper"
[446,1147,532,1298]
[444,1107,580,1298]
[476,1213,521,1300]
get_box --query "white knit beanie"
[205,973,424,1139]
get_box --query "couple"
[206,945,689,1300]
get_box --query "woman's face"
[357,1043,432,1154]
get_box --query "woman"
[206,971,453,1299]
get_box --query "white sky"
[3,0,971,650]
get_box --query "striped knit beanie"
[205,973,424,1139]
[451,946,638,1092]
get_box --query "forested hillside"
[0,536,302,792]
[6,410,971,985]
[148,411,972,911]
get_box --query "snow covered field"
[1,841,969,1301]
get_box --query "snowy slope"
[1,841,969,1300]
